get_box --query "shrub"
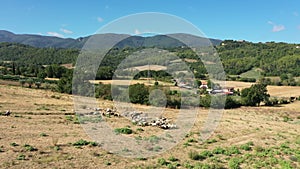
[225,146,240,155]
[136,128,144,132]
[167,163,177,169]
[17,154,26,160]
[72,139,90,146]
[24,144,37,151]
[104,161,111,166]
[40,133,48,137]
[283,116,292,122]
[89,142,98,147]
[53,145,61,151]
[200,150,213,158]
[157,158,169,166]
[254,146,264,152]
[206,139,217,144]
[279,160,293,169]
[228,157,241,169]
[240,143,252,151]
[129,83,149,104]
[10,142,19,147]
[168,156,178,162]
[187,138,197,143]
[188,150,205,160]
[225,96,242,109]
[213,147,226,154]
[114,127,133,134]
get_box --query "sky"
[1,0,300,43]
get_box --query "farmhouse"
[199,81,208,89]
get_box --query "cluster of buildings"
[176,80,234,95]
[199,81,234,95]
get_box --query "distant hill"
[0,30,222,49]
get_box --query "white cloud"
[47,32,64,38]
[134,29,141,35]
[97,17,104,22]
[60,28,73,34]
[267,21,285,32]
[272,25,285,32]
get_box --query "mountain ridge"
[0,30,222,49]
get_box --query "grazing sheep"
[4,110,11,116]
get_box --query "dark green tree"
[26,78,34,88]
[46,65,54,78]
[128,83,149,104]
[241,83,270,106]
[35,81,41,89]
[96,66,114,80]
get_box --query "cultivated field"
[0,85,299,168]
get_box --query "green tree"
[37,71,47,79]
[57,72,72,94]
[46,65,54,78]
[241,83,270,106]
[12,62,16,75]
[129,83,149,104]
[35,81,41,89]
[19,79,26,87]
[16,66,21,75]
[280,74,288,81]
[26,78,34,88]
[96,66,114,80]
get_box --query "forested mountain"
[0,43,78,65]
[0,30,87,48]
[218,40,300,76]
[0,30,222,49]
[0,31,299,77]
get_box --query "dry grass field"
[225,81,300,98]
[0,84,299,168]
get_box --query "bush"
[240,143,252,151]
[10,142,19,147]
[72,139,90,146]
[129,83,149,104]
[17,154,26,160]
[114,127,133,134]
[24,144,37,151]
[157,158,169,166]
[225,96,241,109]
[225,146,240,155]
[228,157,241,169]
[168,156,178,162]
[213,147,226,154]
[200,150,213,158]
[40,133,48,137]
[206,139,217,144]
[188,150,205,160]
[265,97,279,106]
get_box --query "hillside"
[0,31,300,77]
[0,30,222,49]
[217,40,300,76]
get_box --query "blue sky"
[1,0,300,43]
